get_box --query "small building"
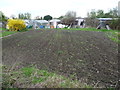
[97,18,118,24]
[75,18,85,28]
[97,18,114,21]
[33,20,49,29]
[49,19,61,28]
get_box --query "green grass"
[0,28,17,37]
[2,65,116,88]
[105,31,120,43]
[1,31,17,37]
[2,65,91,88]
[0,28,30,37]
[0,27,8,31]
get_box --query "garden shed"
[49,19,61,28]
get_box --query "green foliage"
[21,67,35,77]
[105,31,120,43]
[96,10,104,18]
[32,70,54,83]
[0,27,30,37]
[88,9,97,19]
[57,50,64,54]
[0,27,8,31]
[87,8,118,18]
[43,15,52,21]
[58,16,64,19]
[110,18,120,30]
[0,28,16,37]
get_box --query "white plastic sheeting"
[35,20,48,24]
[57,24,65,28]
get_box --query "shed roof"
[49,19,61,22]
[35,20,48,23]
[97,18,118,21]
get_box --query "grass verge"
[0,28,30,37]
[1,31,17,37]
[105,31,120,43]
[2,65,92,88]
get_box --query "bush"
[85,18,99,28]
[110,18,120,30]
[7,19,26,31]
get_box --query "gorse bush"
[7,19,26,31]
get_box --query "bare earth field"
[2,29,118,87]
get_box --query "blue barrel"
[40,25,44,29]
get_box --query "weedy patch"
[2,65,91,88]
[105,31,120,43]
[57,50,64,55]
[2,31,17,37]
[0,28,31,37]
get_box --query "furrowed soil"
[2,29,118,88]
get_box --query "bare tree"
[62,11,76,27]
[18,13,31,19]
[87,9,97,19]
[85,18,99,28]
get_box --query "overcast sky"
[0,0,119,19]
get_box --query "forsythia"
[7,19,26,31]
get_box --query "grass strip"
[2,65,92,88]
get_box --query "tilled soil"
[2,29,118,88]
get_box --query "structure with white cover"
[49,19,61,28]
[33,20,49,29]
[76,18,85,28]
[96,18,115,30]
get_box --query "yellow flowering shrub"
[7,19,26,31]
